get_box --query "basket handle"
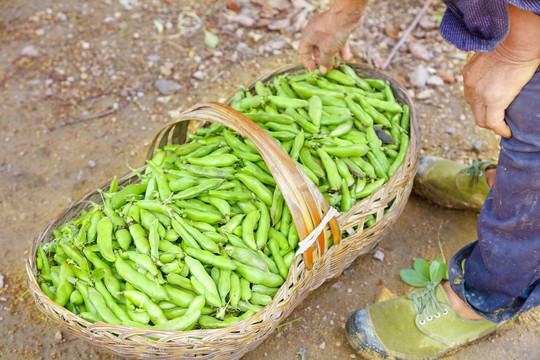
[147,102,341,269]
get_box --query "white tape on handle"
[295,207,340,257]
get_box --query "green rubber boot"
[413,156,497,212]
[345,281,499,360]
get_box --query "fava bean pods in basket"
[27,63,419,359]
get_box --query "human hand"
[463,51,539,138]
[298,10,352,73]
[298,0,367,74]
[462,5,540,138]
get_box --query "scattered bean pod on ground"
[35,65,409,330]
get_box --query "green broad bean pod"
[234,261,285,288]
[155,296,205,331]
[114,257,169,301]
[88,288,122,325]
[122,290,168,325]
[184,256,221,300]
[96,217,115,262]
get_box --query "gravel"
[409,65,430,88]
[154,80,183,95]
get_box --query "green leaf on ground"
[399,269,430,287]
[413,258,430,278]
[401,257,448,287]
[429,258,447,282]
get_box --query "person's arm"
[463,5,540,138]
[298,0,368,73]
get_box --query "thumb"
[317,50,335,74]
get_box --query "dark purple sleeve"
[440,0,540,52]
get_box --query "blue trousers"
[449,66,540,323]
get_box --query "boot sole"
[413,179,483,213]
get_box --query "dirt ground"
[1,0,538,359]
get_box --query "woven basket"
[26,63,420,359]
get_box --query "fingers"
[463,53,512,138]
[471,100,512,138]
[298,39,317,72]
[297,13,326,73]
[312,47,321,68]
[297,39,336,74]
[317,43,351,73]
[471,100,486,129]
[485,106,512,138]
[340,41,351,62]
[317,50,335,74]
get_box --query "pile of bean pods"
[229,64,409,217]
[35,64,409,331]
